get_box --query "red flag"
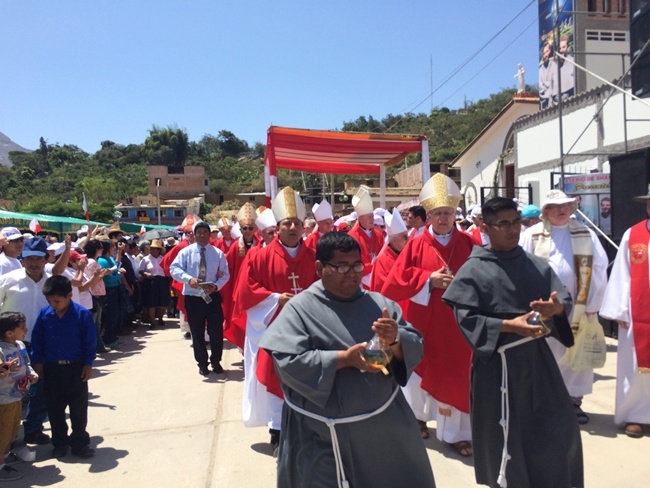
[29,218,41,234]
[139,225,146,236]
[82,193,90,221]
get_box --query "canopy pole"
[380,165,386,209]
[330,174,335,208]
[421,140,430,183]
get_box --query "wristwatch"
[389,330,401,346]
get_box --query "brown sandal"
[417,420,430,439]
[450,440,473,457]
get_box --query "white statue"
[514,64,525,93]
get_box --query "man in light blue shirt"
[170,221,230,376]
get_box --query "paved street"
[10,322,650,487]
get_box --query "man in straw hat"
[304,200,334,252]
[348,186,384,290]
[601,184,650,438]
[370,208,409,293]
[381,173,475,455]
[170,221,230,376]
[520,189,608,425]
[233,187,318,456]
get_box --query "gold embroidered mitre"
[272,187,306,222]
[237,203,256,225]
[419,173,462,212]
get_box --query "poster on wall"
[538,0,576,110]
[562,173,611,235]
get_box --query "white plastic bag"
[569,313,607,370]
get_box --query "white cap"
[217,217,232,230]
[47,242,66,256]
[76,225,89,237]
[1,227,23,241]
[272,187,306,222]
[256,208,277,231]
[385,208,408,237]
[352,186,374,216]
[373,215,385,226]
[312,200,333,222]
[540,189,577,214]
[373,207,386,217]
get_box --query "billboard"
[538,0,576,109]
[562,173,612,235]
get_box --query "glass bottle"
[527,311,552,336]
[362,334,393,374]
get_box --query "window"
[249,196,256,202]
[174,209,184,217]
[204,179,209,186]
[603,0,611,14]
[219,196,224,204]
[588,0,598,12]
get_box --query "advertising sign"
[538,0,576,109]
[563,173,612,235]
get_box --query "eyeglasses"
[487,219,522,230]
[323,261,365,274]
[241,226,255,231]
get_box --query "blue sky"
[2,1,540,154]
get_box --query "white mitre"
[256,208,277,231]
[272,186,306,222]
[385,208,408,237]
[312,200,333,222]
[352,185,374,216]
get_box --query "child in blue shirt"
[31,275,96,459]
[0,312,38,481]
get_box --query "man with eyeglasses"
[0,228,24,275]
[520,189,608,426]
[382,174,474,455]
[442,197,582,488]
[234,187,318,457]
[258,231,435,488]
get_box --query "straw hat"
[107,221,125,236]
[150,239,165,250]
[419,174,462,212]
[540,190,577,214]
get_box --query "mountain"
[0,132,32,166]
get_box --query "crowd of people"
[1,174,649,487]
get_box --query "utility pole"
[155,178,162,225]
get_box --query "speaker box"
[631,1,650,97]
[609,148,650,241]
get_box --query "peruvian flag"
[82,193,90,221]
[139,225,146,236]
[29,218,41,234]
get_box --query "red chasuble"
[629,220,650,371]
[467,226,483,245]
[303,230,323,253]
[214,237,237,255]
[348,223,384,286]
[236,238,318,398]
[370,245,397,293]
[221,236,261,348]
[381,228,474,413]
[160,238,191,314]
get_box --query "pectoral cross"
[288,272,302,294]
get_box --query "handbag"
[569,313,607,371]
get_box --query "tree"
[144,124,189,166]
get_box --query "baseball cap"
[1,227,23,241]
[22,236,48,258]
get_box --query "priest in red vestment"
[234,187,318,456]
[222,203,261,348]
[213,217,237,254]
[304,200,334,252]
[255,208,277,247]
[160,215,197,339]
[348,185,384,290]
[370,208,409,293]
[381,173,475,456]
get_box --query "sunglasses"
[241,226,255,231]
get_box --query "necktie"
[198,247,207,282]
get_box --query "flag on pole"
[29,218,41,234]
[139,225,146,236]
[82,193,90,221]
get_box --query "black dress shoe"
[71,445,95,458]
[212,363,224,374]
[24,431,51,445]
[199,367,210,376]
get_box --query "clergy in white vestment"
[520,189,608,424]
[600,185,650,438]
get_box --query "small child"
[31,275,97,459]
[0,312,38,482]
